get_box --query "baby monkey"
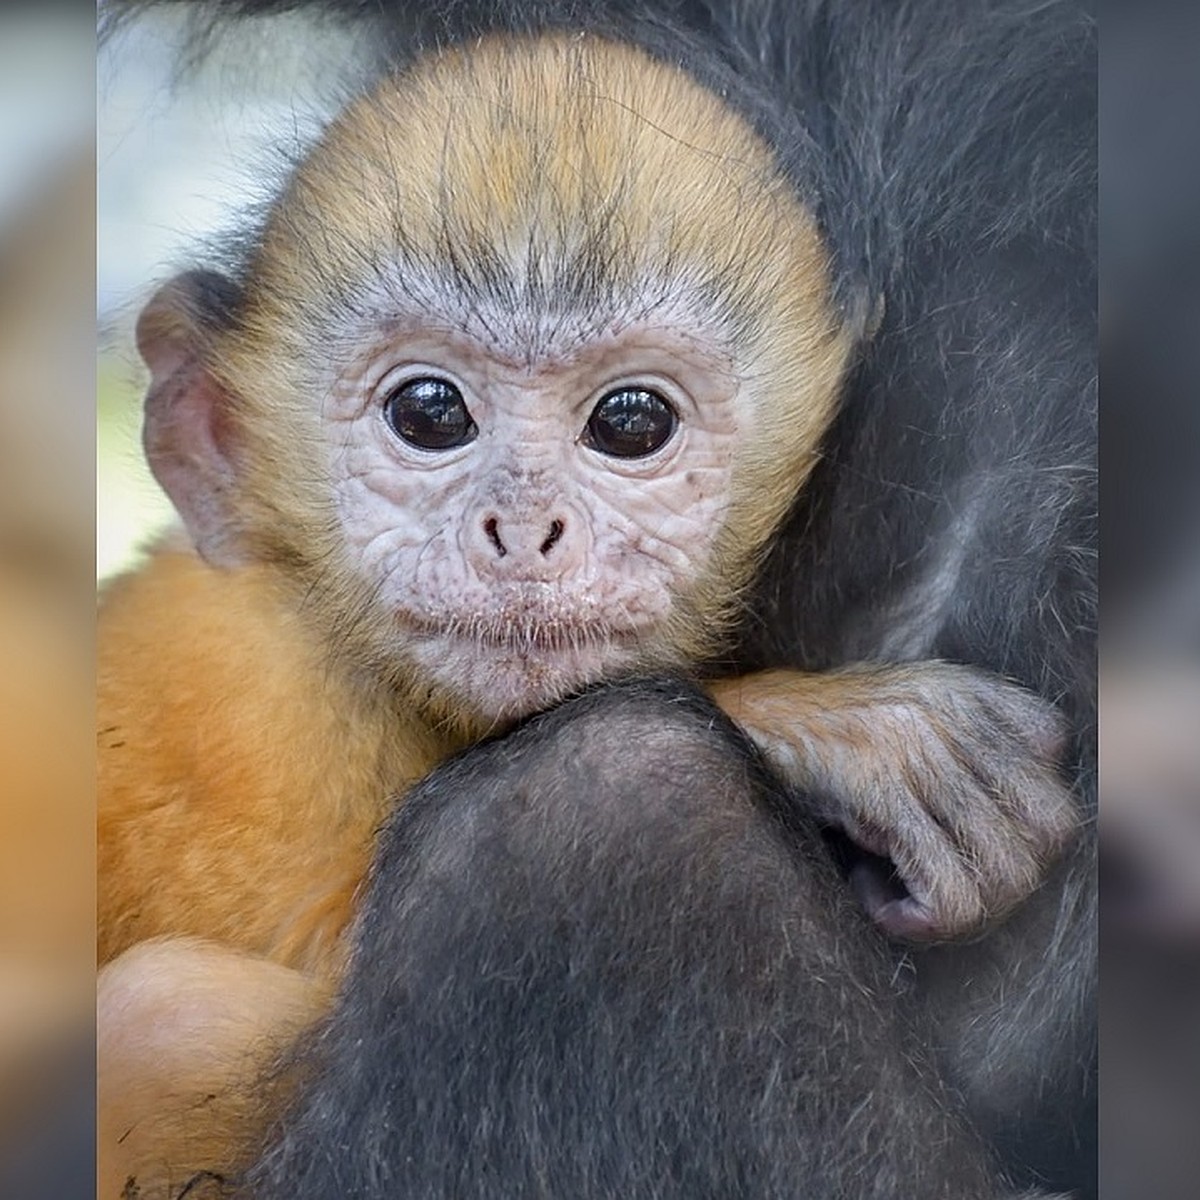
[98,34,1075,1198]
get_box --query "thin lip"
[397,611,648,652]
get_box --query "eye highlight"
[383,377,477,451]
[584,387,677,458]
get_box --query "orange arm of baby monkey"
[96,545,449,1199]
[98,937,330,1200]
[709,664,1078,940]
[98,541,450,974]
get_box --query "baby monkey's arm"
[710,663,1077,940]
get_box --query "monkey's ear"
[136,271,249,567]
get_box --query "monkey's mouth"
[467,624,644,653]
[398,610,649,654]
[399,611,657,723]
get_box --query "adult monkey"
[99,1,1096,1197]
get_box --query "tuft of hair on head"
[130,31,860,729]
[214,33,854,605]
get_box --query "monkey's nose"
[483,515,565,559]
[471,512,575,577]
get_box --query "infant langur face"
[195,38,848,726]
[323,308,743,721]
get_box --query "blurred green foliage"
[97,354,173,581]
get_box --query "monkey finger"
[849,849,985,942]
[896,859,988,941]
[876,765,1056,939]
[930,685,1078,863]
[933,747,1078,908]
[998,759,1081,856]
[848,857,948,941]
[714,676,1069,935]
[835,801,982,940]
[913,795,1047,932]
[909,726,1076,902]
[965,674,1069,767]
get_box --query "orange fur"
[98,938,330,1199]
[97,542,456,1194]
[97,33,852,1200]
[98,538,455,975]
[99,35,849,982]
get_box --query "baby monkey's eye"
[384,377,478,450]
[584,388,677,458]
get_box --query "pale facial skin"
[323,317,743,722]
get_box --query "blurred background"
[1102,4,1200,1196]
[0,5,94,1192]
[0,1,1195,1194]
[3,2,351,1190]
[97,4,352,580]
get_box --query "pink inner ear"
[138,283,247,568]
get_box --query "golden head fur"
[192,34,851,724]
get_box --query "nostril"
[540,519,565,556]
[484,517,507,558]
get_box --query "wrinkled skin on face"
[323,315,742,720]
[141,38,849,728]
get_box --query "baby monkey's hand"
[709,664,1078,941]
